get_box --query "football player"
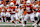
[1,7,6,22]
[9,2,16,23]
[33,7,40,27]
[32,0,40,27]
[6,8,11,22]
[23,1,35,27]
[15,6,23,24]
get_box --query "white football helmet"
[11,0,13,1]
[10,2,14,6]
[26,1,31,5]
[6,5,9,8]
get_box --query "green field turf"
[0,22,34,24]
[0,25,40,27]
[0,22,40,27]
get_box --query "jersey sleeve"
[23,10,27,15]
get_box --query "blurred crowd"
[0,0,40,24]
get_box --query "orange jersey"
[9,6,16,14]
[9,6,16,9]
[0,8,1,13]
[24,4,33,14]
[25,4,33,8]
